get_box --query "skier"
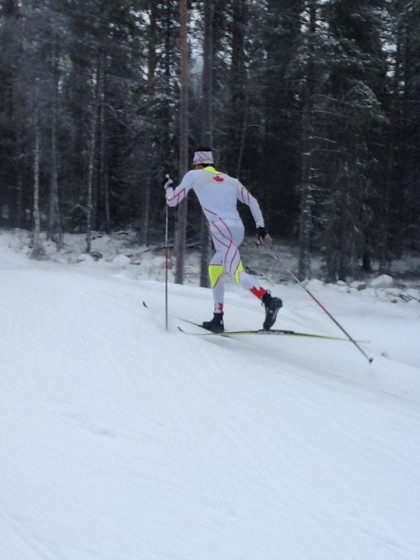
[164,147,282,333]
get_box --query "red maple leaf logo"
[213,175,224,183]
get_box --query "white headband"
[192,150,214,165]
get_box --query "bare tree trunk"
[229,0,246,172]
[202,0,213,147]
[47,43,62,248]
[48,103,62,248]
[199,0,214,288]
[86,117,96,254]
[31,117,45,259]
[86,57,101,253]
[298,3,316,280]
[99,76,110,234]
[10,4,24,228]
[235,99,248,178]
[140,178,151,246]
[377,23,403,271]
[174,0,189,284]
[16,175,23,228]
[140,1,158,246]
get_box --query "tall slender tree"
[226,0,247,175]
[198,0,214,288]
[30,113,44,258]
[261,0,303,236]
[391,0,420,252]
[298,1,317,280]
[0,0,24,227]
[174,0,189,284]
[317,0,389,280]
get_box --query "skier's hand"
[163,175,174,190]
[257,227,272,250]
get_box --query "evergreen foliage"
[0,0,418,278]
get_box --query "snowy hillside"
[1,230,420,560]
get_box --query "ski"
[177,324,352,341]
[143,300,365,343]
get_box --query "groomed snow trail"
[1,242,420,560]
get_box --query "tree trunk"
[48,99,62,248]
[86,56,102,253]
[298,2,316,281]
[31,118,45,259]
[47,42,62,248]
[199,0,214,288]
[99,74,110,234]
[140,1,158,246]
[229,0,246,172]
[174,0,189,284]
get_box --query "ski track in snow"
[1,236,420,560]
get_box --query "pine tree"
[260,0,304,236]
[199,0,215,288]
[0,0,24,227]
[298,1,317,280]
[391,0,420,253]
[316,0,389,280]
[174,0,189,284]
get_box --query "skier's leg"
[217,220,283,329]
[201,232,226,332]
[221,221,264,293]
[209,219,258,292]
[208,255,224,313]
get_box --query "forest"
[0,0,419,281]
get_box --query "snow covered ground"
[1,229,420,560]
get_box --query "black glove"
[257,227,272,250]
[257,227,267,242]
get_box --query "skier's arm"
[165,171,196,207]
[238,184,265,228]
[238,183,272,249]
[165,185,187,207]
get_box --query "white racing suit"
[166,166,267,313]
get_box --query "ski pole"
[267,250,373,364]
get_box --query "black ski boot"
[262,292,283,330]
[202,312,224,333]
